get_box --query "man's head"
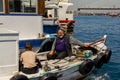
[25,42,32,51]
[57,27,66,38]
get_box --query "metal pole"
[4,0,9,14]
[30,0,32,8]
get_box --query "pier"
[76,8,120,16]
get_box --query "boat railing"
[37,51,49,61]
[43,17,59,25]
[43,17,58,20]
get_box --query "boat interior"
[30,46,98,72]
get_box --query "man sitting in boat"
[47,27,90,60]
[19,42,42,74]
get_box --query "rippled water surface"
[73,16,120,80]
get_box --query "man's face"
[57,30,64,38]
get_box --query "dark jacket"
[51,34,84,56]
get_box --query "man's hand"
[84,43,90,47]
[49,51,54,56]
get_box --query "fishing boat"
[0,34,112,80]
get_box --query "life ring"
[41,73,57,80]
[38,38,54,52]
[10,74,28,80]
[104,49,112,63]
[79,59,94,75]
[94,52,106,69]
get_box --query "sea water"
[73,16,120,80]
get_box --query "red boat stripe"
[59,20,75,23]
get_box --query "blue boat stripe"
[19,39,45,49]
[0,14,42,16]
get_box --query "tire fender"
[104,49,112,63]
[94,52,106,68]
[10,74,28,80]
[79,59,94,75]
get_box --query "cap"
[59,27,66,32]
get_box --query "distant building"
[69,0,120,15]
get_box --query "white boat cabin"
[0,0,46,40]
[0,28,19,78]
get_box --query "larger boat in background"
[57,0,75,27]
[58,0,75,34]
[44,0,75,34]
[0,0,55,53]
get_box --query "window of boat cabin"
[66,11,73,14]
[0,0,3,13]
[44,8,58,18]
[9,0,37,13]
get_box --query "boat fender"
[10,74,29,80]
[104,49,112,63]
[94,52,106,68]
[79,59,94,75]
[38,38,54,52]
[41,73,57,80]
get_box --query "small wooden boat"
[7,35,111,80]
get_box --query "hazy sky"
[70,0,120,10]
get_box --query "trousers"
[47,51,68,60]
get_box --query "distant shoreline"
[74,13,120,17]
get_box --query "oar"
[89,35,107,46]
